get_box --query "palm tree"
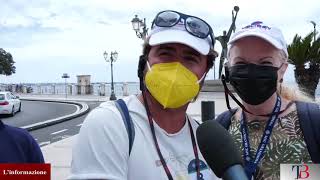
[287,32,320,100]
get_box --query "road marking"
[39,141,50,146]
[51,129,68,135]
[76,123,83,127]
[61,135,71,139]
[52,136,61,140]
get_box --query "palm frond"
[287,32,314,66]
[309,36,320,64]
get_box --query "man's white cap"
[228,21,288,57]
[148,19,214,56]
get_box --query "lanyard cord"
[240,95,281,179]
[142,90,200,180]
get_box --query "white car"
[0,91,21,116]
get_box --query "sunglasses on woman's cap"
[148,10,215,55]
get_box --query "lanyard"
[240,95,281,179]
[142,91,201,180]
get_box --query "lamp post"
[310,21,316,42]
[61,73,70,99]
[131,14,148,40]
[103,51,118,100]
[216,6,240,79]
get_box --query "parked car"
[0,91,21,116]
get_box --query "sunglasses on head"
[151,10,215,47]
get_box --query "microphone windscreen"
[196,120,243,178]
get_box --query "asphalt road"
[1,100,78,128]
[29,101,101,146]
[0,100,102,147]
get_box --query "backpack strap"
[296,101,320,163]
[114,99,135,155]
[215,108,237,130]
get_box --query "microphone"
[196,120,248,180]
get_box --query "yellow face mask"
[145,61,204,109]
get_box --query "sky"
[0,0,320,84]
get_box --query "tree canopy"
[288,32,320,66]
[0,48,16,76]
[287,32,320,100]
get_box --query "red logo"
[0,164,50,180]
[292,164,310,179]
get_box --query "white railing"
[0,82,141,96]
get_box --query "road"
[1,100,78,127]
[29,101,101,146]
[0,100,102,147]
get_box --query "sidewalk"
[39,92,236,180]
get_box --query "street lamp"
[104,51,118,100]
[131,14,148,40]
[310,21,316,42]
[216,6,240,79]
[61,73,70,99]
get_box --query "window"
[0,94,4,100]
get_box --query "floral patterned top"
[229,104,312,180]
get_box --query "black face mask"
[229,63,280,105]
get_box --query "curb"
[16,95,117,102]
[20,98,90,131]
[20,98,107,103]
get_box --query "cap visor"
[228,31,283,50]
[149,29,210,55]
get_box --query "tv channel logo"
[280,164,320,180]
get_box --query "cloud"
[0,0,319,84]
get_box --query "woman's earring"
[280,78,283,94]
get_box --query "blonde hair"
[278,85,313,102]
[277,52,313,102]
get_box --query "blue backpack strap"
[215,108,237,130]
[114,99,135,155]
[296,101,320,163]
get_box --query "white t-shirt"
[69,95,219,180]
